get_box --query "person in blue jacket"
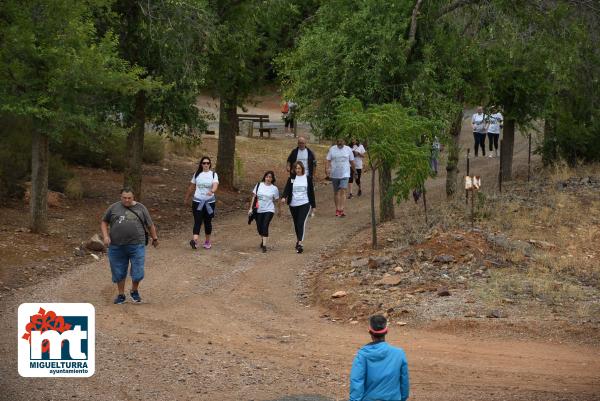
[349,315,410,401]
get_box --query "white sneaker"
[488,153,493,158]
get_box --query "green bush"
[143,133,165,164]
[57,129,164,170]
[64,176,84,199]
[0,146,29,199]
[0,117,31,199]
[48,155,73,193]
[165,135,203,158]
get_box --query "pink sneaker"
[203,240,212,249]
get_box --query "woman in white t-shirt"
[348,139,366,198]
[248,171,280,253]
[471,106,488,157]
[486,106,503,157]
[281,161,316,254]
[184,156,219,250]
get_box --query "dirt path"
[2,126,599,401]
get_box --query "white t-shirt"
[289,174,309,207]
[253,183,279,213]
[190,171,219,199]
[487,112,503,134]
[352,144,366,170]
[472,113,487,133]
[326,145,354,179]
[295,148,310,176]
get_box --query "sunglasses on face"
[202,162,210,165]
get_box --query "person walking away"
[281,100,290,133]
[430,135,441,175]
[471,106,488,157]
[286,136,317,178]
[287,100,297,135]
[283,100,297,135]
[348,138,366,198]
[185,156,219,250]
[326,138,355,217]
[248,171,280,253]
[487,106,503,157]
[101,187,159,304]
[281,161,316,253]
[349,315,410,401]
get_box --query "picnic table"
[237,114,275,138]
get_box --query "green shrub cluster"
[57,130,164,171]
[0,126,165,199]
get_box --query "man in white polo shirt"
[326,138,355,217]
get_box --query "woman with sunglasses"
[184,156,219,249]
[248,171,280,253]
[281,161,316,254]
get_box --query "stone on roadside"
[436,287,451,297]
[74,247,86,257]
[528,239,556,250]
[433,254,455,263]
[85,234,106,252]
[374,275,402,286]
[90,253,100,261]
[393,266,404,273]
[486,309,507,318]
[351,258,369,269]
[331,291,347,299]
[368,256,393,269]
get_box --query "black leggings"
[488,133,499,151]
[289,203,311,242]
[473,132,486,156]
[192,201,215,235]
[349,168,362,184]
[255,212,274,237]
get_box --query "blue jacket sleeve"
[400,351,410,401]
[349,352,366,401]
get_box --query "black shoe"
[261,245,267,253]
[113,294,126,304]
[357,189,362,196]
[347,193,353,199]
[296,244,303,254]
[189,239,197,250]
[130,290,142,303]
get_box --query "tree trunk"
[370,162,378,249]
[124,90,146,199]
[445,109,463,198]
[379,163,394,222]
[30,129,49,233]
[542,116,557,166]
[216,95,238,190]
[500,119,516,181]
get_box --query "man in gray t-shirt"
[101,188,158,304]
